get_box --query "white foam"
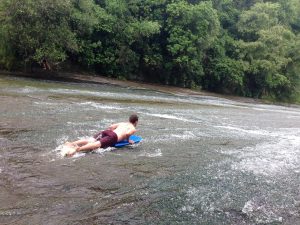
[54,144,66,157]
[34,101,61,106]
[242,200,254,214]
[183,186,284,224]
[180,205,195,212]
[184,186,217,214]
[228,129,300,176]
[143,113,197,123]
[170,131,196,140]
[151,131,196,143]
[139,149,162,158]
[200,98,249,109]
[34,100,123,112]
[56,136,69,146]
[242,199,283,224]
[18,86,42,93]
[250,104,300,115]
[8,84,300,113]
[71,152,86,158]
[77,102,124,110]
[94,147,114,154]
[214,125,273,137]
[47,88,180,104]
[14,85,253,109]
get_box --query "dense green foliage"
[0,0,300,101]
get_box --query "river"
[0,74,300,225]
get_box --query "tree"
[240,26,299,98]
[0,0,299,102]
[165,1,220,87]
[278,0,300,32]
[212,0,239,31]
[0,0,102,71]
[82,0,161,78]
[237,2,280,41]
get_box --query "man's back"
[113,122,136,141]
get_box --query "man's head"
[129,114,138,127]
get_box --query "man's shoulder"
[117,122,130,128]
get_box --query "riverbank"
[1,70,298,107]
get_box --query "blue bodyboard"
[115,135,142,148]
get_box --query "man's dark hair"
[129,114,138,124]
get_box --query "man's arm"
[128,138,135,144]
[127,128,137,144]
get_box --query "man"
[65,114,138,157]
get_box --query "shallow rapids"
[0,74,300,224]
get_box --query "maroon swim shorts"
[93,130,118,148]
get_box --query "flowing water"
[0,74,300,225]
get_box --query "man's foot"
[66,146,79,157]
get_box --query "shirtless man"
[65,114,138,157]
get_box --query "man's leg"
[65,139,92,147]
[77,141,101,152]
[66,141,101,157]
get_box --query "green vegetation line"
[0,0,299,102]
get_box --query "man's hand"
[129,139,135,144]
